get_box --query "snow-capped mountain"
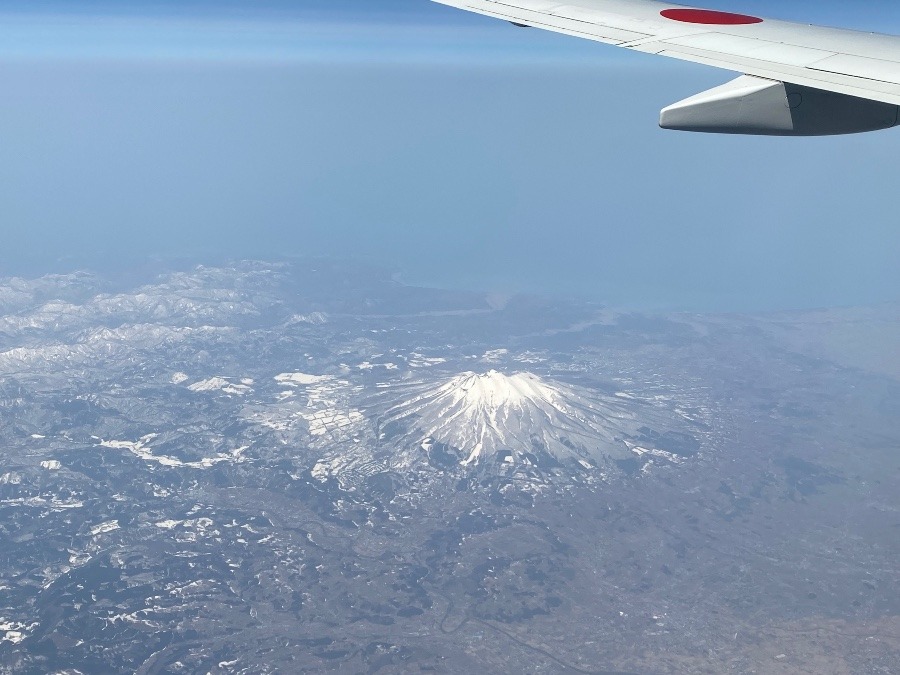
[377,370,677,471]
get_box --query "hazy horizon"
[1,1,899,312]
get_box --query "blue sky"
[1,1,899,61]
[1,1,900,310]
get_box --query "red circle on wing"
[660,9,763,25]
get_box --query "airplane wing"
[430,0,900,135]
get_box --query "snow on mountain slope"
[378,370,669,469]
[0,263,283,338]
[0,325,231,375]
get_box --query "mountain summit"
[379,370,653,469]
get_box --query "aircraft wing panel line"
[659,34,836,68]
[808,54,900,86]
[440,1,652,45]
[653,46,900,105]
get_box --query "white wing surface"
[431,0,900,134]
